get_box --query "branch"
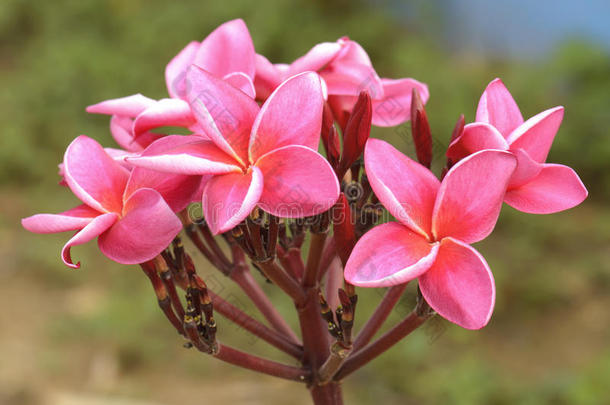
[334,303,433,380]
[351,284,408,352]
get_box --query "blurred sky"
[388,0,610,58]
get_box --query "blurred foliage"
[1,1,609,405]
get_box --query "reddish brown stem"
[334,308,432,380]
[258,259,306,305]
[214,343,309,382]
[207,290,303,360]
[231,265,300,343]
[310,383,344,405]
[317,238,337,282]
[303,232,327,287]
[351,283,408,352]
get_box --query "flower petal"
[504,163,588,214]
[125,136,243,176]
[288,41,342,75]
[98,188,182,265]
[344,222,439,288]
[255,145,340,218]
[186,65,259,165]
[432,150,516,244]
[62,213,119,269]
[132,98,196,136]
[22,204,100,234]
[476,78,523,137]
[110,115,163,152]
[446,122,509,163]
[64,136,130,213]
[371,78,429,127]
[86,94,156,117]
[193,19,255,79]
[125,135,205,212]
[202,167,264,235]
[254,54,282,100]
[506,106,564,163]
[165,41,199,99]
[223,72,256,99]
[249,72,325,162]
[364,138,440,238]
[419,237,495,330]
[320,63,383,98]
[507,148,543,189]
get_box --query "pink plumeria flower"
[86,19,256,144]
[255,37,428,127]
[22,136,201,268]
[447,78,588,214]
[345,139,517,329]
[127,69,340,235]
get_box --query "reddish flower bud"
[327,126,342,170]
[338,91,372,178]
[332,193,356,267]
[446,114,465,169]
[410,88,432,168]
[321,102,335,156]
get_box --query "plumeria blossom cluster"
[22,18,587,403]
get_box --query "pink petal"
[333,38,373,67]
[86,94,156,117]
[202,167,264,235]
[446,122,509,163]
[506,106,564,163]
[476,78,524,137]
[344,222,439,288]
[320,63,383,97]
[507,148,543,189]
[193,19,255,79]
[132,98,196,136]
[63,136,130,213]
[364,138,440,238]
[124,135,205,212]
[249,72,324,162]
[504,163,588,214]
[125,136,243,176]
[254,53,282,100]
[98,188,182,265]
[110,116,163,152]
[419,237,495,330]
[288,41,342,75]
[186,65,259,165]
[62,213,119,269]
[223,72,256,99]
[254,145,340,218]
[22,204,100,234]
[432,150,516,244]
[371,78,430,127]
[165,41,199,99]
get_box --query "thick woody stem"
[334,300,434,380]
[351,283,408,352]
[318,342,351,384]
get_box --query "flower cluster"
[23,19,587,332]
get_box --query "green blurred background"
[1,1,609,404]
